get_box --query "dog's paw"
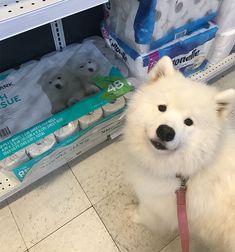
[52,104,66,114]
[67,97,80,106]
[85,85,100,95]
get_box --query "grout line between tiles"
[69,165,121,252]
[68,164,93,206]
[68,162,117,206]
[93,206,122,252]
[25,205,92,251]
[7,201,29,251]
[158,235,179,252]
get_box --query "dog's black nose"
[88,68,94,72]
[156,125,175,142]
[55,84,62,89]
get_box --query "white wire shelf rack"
[0,0,107,40]
[190,53,235,83]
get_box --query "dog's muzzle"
[150,139,167,150]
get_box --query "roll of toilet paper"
[54,120,79,142]
[216,0,235,33]
[208,32,235,64]
[102,97,126,117]
[1,149,29,170]
[26,134,56,158]
[79,108,103,129]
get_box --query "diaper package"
[104,0,221,53]
[0,38,133,178]
[207,0,235,64]
[102,22,218,78]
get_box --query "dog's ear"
[215,89,235,117]
[148,56,175,82]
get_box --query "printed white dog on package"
[124,56,235,252]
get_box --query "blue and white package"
[104,0,221,53]
[102,22,218,79]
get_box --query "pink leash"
[176,176,190,252]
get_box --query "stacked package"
[103,0,221,78]
[0,38,136,182]
[208,0,235,64]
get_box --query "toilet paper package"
[102,22,218,78]
[11,108,126,182]
[104,0,221,53]
[207,0,235,64]
[1,91,128,177]
[0,39,133,164]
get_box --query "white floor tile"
[95,186,176,252]
[69,140,125,204]
[160,237,210,252]
[8,165,91,248]
[0,201,27,252]
[29,207,119,252]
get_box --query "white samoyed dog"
[123,56,235,251]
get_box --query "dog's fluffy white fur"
[123,56,235,251]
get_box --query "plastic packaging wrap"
[104,0,221,53]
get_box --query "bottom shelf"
[0,113,124,202]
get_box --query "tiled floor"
[1,71,234,252]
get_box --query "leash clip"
[176,174,189,191]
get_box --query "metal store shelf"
[0,0,107,40]
[190,53,235,83]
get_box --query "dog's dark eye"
[88,61,91,64]
[49,81,52,84]
[184,118,193,126]
[57,76,61,80]
[80,65,84,68]
[158,105,167,112]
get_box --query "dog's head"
[76,59,98,78]
[38,67,68,91]
[67,56,98,79]
[37,67,79,95]
[124,56,235,177]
